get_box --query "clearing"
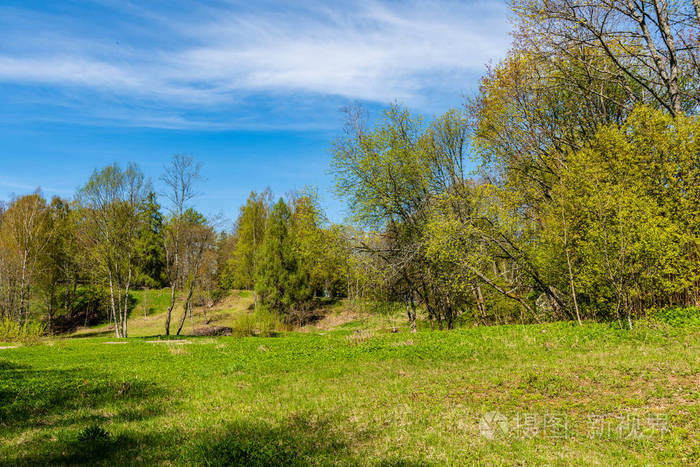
[0,308,697,465]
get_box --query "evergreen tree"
[255,198,311,320]
[135,192,166,288]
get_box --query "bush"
[0,317,45,342]
[230,309,284,337]
[650,306,700,326]
[77,424,112,449]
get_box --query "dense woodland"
[1,0,698,337]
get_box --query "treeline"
[328,0,699,329]
[0,159,214,337]
[1,1,698,336]
[0,158,351,337]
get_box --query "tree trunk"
[123,276,131,338]
[165,283,176,336]
[108,273,120,338]
[176,278,197,336]
[406,293,417,333]
[19,249,28,323]
[565,247,582,326]
[46,291,53,335]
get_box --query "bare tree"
[513,0,700,116]
[161,154,202,336]
[175,214,215,335]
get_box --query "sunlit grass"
[1,318,697,465]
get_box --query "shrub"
[650,306,700,326]
[77,424,111,449]
[230,309,284,337]
[0,317,45,342]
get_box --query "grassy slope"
[0,319,698,465]
[69,289,257,338]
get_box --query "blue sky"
[0,0,511,225]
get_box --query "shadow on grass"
[185,415,348,466]
[0,358,165,432]
[1,358,422,465]
[68,328,114,338]
[7,411,425,466]
[183,414,425,466]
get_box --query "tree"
[255,198,311,321]
[331,105,476,329]
[78,163,149,338]
[221,190,270,305]
[0,192,52,324]
[512,0,700,116]
[559,107,699,324]
[38,197,75,333]
[289,191,348,299]
[174,209,215,335]
[331,105,430,329]
[161,154,202,336]
[135,191,166,288]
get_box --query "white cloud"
[0,0,511,126]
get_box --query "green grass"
[1,319,698,465]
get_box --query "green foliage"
[289,192,349,299]
[255,199,312,321]
[220,191,269,290]
[134,192,166,288]
[77,425,111,447]
[229,309,284,337]
[0,317,45,342]
[650,307,700,327]
[555,107,700,323]
[78,162,150,338]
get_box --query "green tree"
[255,198,311,321]
[77,163,149,338]
[220,190,270,306]
[289,191,348,299]
[557,107,700,325]
[135,191,166,288]
[0,192,53,324]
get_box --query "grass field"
[1,308,698,465]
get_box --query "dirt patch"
[0,345,19,350]
[103,341,128,344]
[191,326,233,336]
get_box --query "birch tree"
[78,163,149,338]
[0,192,52,324]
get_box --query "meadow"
[0,298,698,465]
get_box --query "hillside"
[67,289,407,339]
[69,290,257,338]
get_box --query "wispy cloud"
[0,0,511,128]
[0,177,71,197]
